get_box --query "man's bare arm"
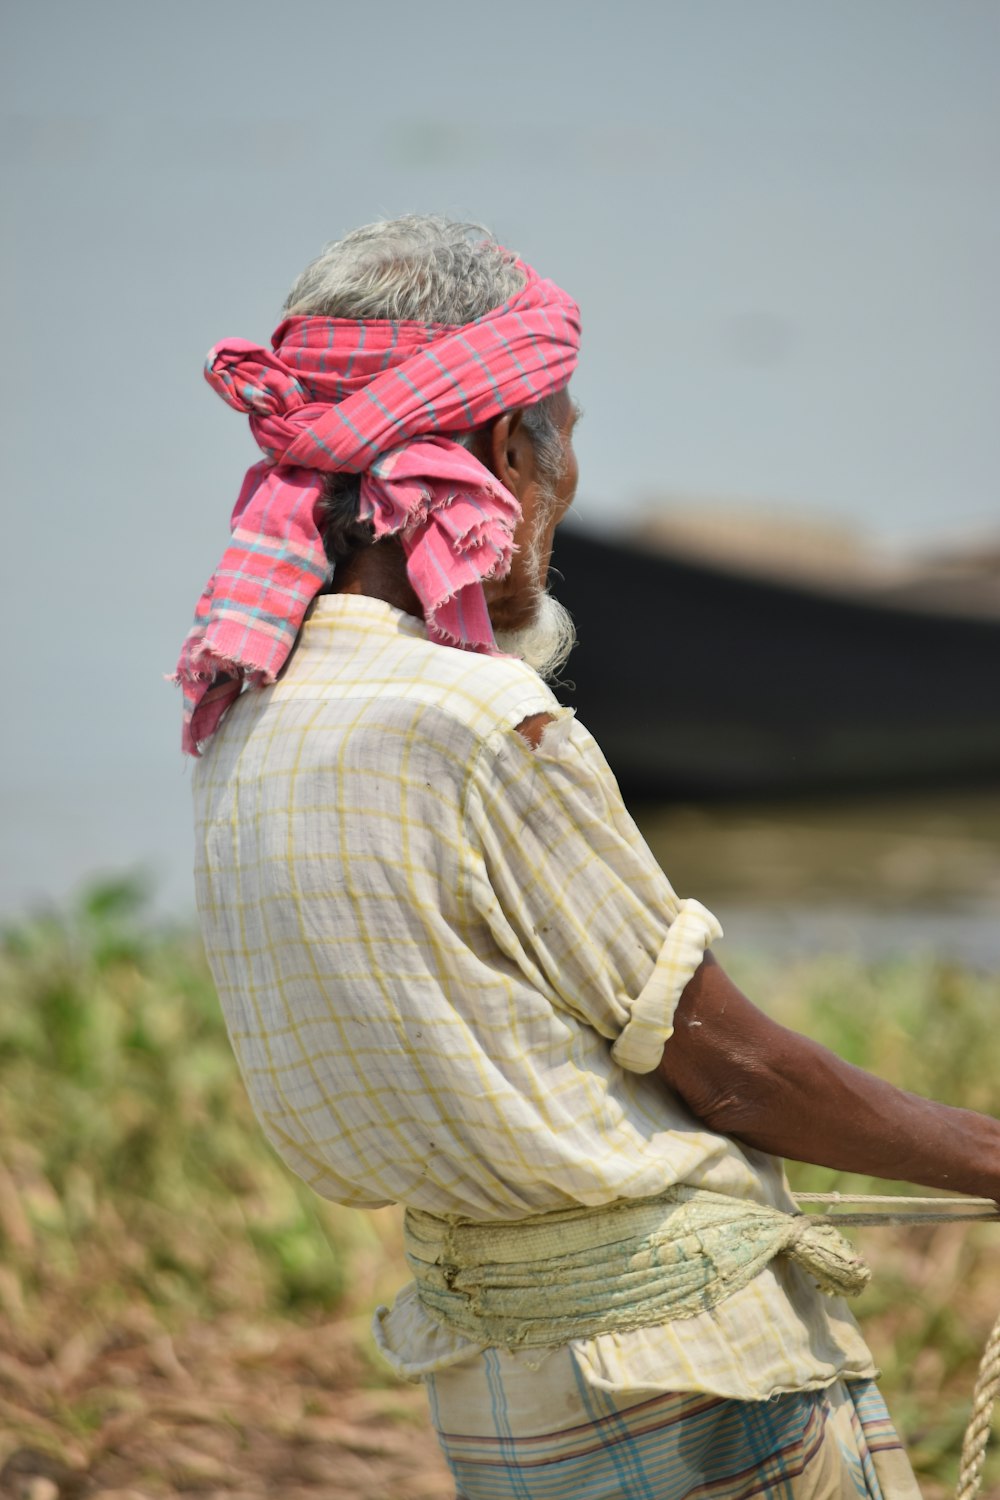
[658,953,1000,1203]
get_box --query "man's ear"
[487,408,530,497]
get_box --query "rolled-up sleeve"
[463,713,722,1073]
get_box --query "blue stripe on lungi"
[429,1377,907,1500]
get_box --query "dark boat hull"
[550,526,1000,798]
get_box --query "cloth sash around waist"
[403,1185,870,1350]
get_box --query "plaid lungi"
[426,1348,920,1499]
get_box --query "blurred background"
[2,3,998,1496]
[3,0,999,944]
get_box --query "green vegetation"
[0,878,351,1329]
[0,880,997,1495]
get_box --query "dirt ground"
[0,1305,980,1500]
[0,1312,455,1500]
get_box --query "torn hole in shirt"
[513,706,576,754]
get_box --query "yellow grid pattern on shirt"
[193,592,876,1400]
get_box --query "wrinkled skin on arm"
[659,954,1000,1204]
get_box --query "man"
[178,216,999,1499]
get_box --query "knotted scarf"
[174,259,580,754]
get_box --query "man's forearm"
[657,954,1000,1203]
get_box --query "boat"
[548,522,1000,798]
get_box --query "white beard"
[493,590,577,681]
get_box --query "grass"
[0,877,354,1328]
[0,878,997,1496]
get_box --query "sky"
[3,0,998,919]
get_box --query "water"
[634,789,1000,969]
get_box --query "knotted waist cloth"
[401,1185,871,1351]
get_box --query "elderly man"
[178,216,999,1500]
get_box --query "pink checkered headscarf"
[174,259,580,754]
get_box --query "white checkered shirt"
[193,593,875,1398]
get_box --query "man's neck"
[329,540,423,621]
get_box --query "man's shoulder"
[335,649,560,760]
[290,607,559,744]
[422,646,560,741]
[198,630,560,788]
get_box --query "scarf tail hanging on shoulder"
[173,261,581,755]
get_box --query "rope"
[793,1193,1000,1500]
[956,1310,1000,1500]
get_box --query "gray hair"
[289,215,567,567]
[285,213,526,325]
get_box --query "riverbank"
[639,787,1000,966]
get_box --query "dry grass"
[0,880,997,1497]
